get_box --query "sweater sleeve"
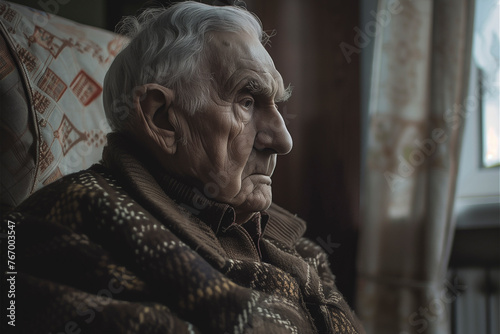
[2,209,202,334]
[293,237,366,334]
[14,273,201,334]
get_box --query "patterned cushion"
[0,2,127,209]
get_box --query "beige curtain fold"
[356,0,476,333]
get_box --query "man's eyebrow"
[242,80,293,102]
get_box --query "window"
[474,0,500,168]
[455,0,499,218]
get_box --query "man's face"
[174,31,293,223]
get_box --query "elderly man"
[5,2,364,333]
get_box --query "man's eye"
[242,98,254,109]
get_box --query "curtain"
[356,0,476,333]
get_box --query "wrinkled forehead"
[204,31,286,101]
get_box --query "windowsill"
[454,200,499,229]
[450,202,499,268]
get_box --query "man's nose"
[254,107,293,155]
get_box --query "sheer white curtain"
[356,0,476,333]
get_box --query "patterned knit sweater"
[1,134,364,334]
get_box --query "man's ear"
[133,83,179,154]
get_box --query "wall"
[248,0,361,305]
[11,0,106,28]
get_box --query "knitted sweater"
[1,134,364,334]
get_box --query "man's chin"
[231,183,273,215]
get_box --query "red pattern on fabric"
[33,90,51,114]
[70,70,102,106]
[29,26,68,58]
[17,46,38,72]
[54,114,86,156]
[0,1,127,208]
[37,68,67,102]
[3,8,16,22]
[39,140,54,174]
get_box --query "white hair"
[103,1,268,132]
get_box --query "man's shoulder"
[13,164,121,216]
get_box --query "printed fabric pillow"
[0,2,127,209]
